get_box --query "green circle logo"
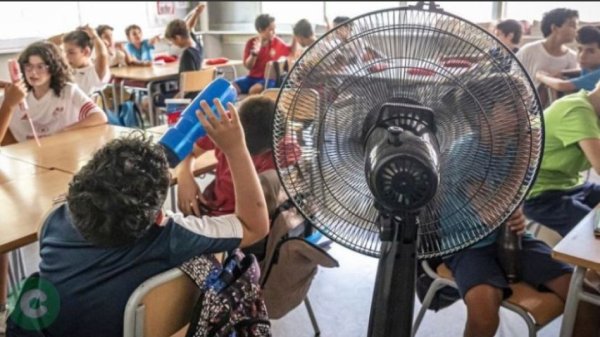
[8,276,60,331]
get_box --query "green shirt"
[528,90,600,198]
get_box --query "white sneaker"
[0,308,6,336]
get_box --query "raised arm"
[82,25,110,81]
[197,99,269,247]
[244,37,261,70]
[186,3,205,31]
[0,81,26,144]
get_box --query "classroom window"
[505,2,600,23]
[406,1,495,23]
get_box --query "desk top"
[0,154,44,185]
[553,209,600,271]
[110,60,242,82]
[0,124,136,173]
[0,169,73,254]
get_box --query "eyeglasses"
[23,63,50,73]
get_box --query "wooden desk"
[553,209,600,337]
[0,124,136,174]
[0,169,73,254]
[0,154,44,185]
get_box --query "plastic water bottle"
[159,78,237,168]
[497,222,522,283]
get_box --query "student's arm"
[176,146,208,216]
[81,25,110,81]
[63,86,107,131]
[186,3,205,31]
[243,37,260,70]
[0,81,26,144]
[536,71,576,93]
[197,99,269,247]
[63,112,107,131]
[47,33,65,46]
[149,35,161,47]
[579,139,600,175]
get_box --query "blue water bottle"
[159,78,237,168]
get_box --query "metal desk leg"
[560,266,586,337]
[147,80,157,127]
[170,185,177,212]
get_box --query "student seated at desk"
[233,14,295,95]
[164,3,205,99]
[125,24,160,63]
[96,24,147,68]
[489,19,523,72]
[63,25,111,96]
[524,81,600,238]
[289,19,316,65]
[536,26,600,92]
[0,41,106,336]
[176,96,299,217]
[6,101,268,337]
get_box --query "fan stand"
[368,211,418,337]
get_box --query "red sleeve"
[243,38,253,61]
[275,37,291,57]
[275,136,301,166]
[195,136,215,150]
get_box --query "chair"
[413,261,565,337]
[264,58,289,89]
[123,268,200,337]
[179,68,216,97]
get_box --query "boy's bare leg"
[463,284,503,337]
[248,83,264,95]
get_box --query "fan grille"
[272,6,542,258]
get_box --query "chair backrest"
[264,57,289,86]
[180,68,216,95]
[123,268,200,337]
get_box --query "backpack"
[415,257,461,312]
[106,93,145,129]
[181,251,271,337]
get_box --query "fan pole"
[368,212,418,337]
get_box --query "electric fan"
[272,2,542,337]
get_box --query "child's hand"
[115,42,125,51]
[252,37,261,55]
[177,173,207,216]
[197,99,246,156]
[81,24,99,40]
[195,3,205,14]
[506,207,526,236]
[2,80,27,109]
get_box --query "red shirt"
[196,135,300,215]
[244,36,291,78]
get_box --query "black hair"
[96,25,113,38]
[255,14,275,32]
[333,16,351,27]
[18,41,72,97]
[165,19,189,40]
[63,29,93,50]
[293,19,314,39]
[125,24,142,38]
[67,133,170,247]
[577,26,600,47]
[541,8,579,38]
[496,19,523,45]
[238,96,275,155]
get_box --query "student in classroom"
[536,25,600,92]
[516,8,579,89]
[288,19,316,65]
[176,95,299,217]
[125,24,160,62]
[62,25,111,96]
[164,3,206,98]
[4,99,269,337]
[96,24,149,67]
[488,19,523,72]
[0,40,107,336]
[232,14,296,95]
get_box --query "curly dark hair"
[239,96,275,155]
[67,132,170,247]
[255,14,275,32]
[18,41,71,97]
[541,8,578,38]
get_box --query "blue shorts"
[443,236,572,300]
[233,76,276,94]
[524,182,600,237]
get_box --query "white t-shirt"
[2,83,103,142]
[72,63,110,96]
[516,40,577,88]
